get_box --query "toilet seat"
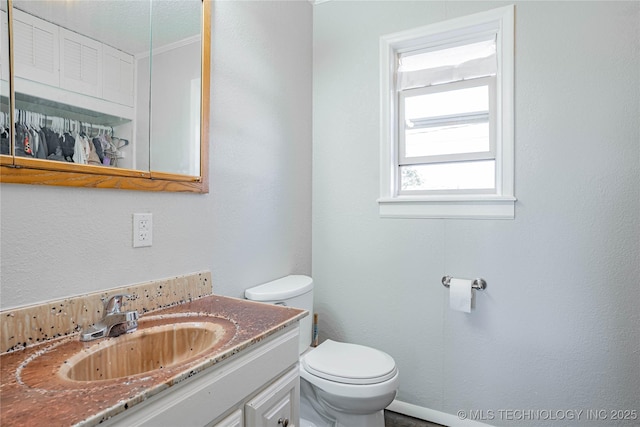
[302,340,397,385]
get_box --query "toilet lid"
[302,340,397,385]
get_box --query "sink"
[19,314,237,386]
[63,316,235,381]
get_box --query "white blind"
[397,37,496,90]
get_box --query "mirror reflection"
[1,2,10,157]
[6,0,201,176]
[148,0,201,176]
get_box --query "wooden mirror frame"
[0,0,210,193]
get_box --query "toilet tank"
[245,275,313,355]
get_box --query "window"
[379,5,515,219]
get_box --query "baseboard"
[387,400,494,427]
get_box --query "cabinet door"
[12,9,59,87]
[59,27,102,97]
[209,409,243,427]
[245,366,300,427]
[102,45,134,106]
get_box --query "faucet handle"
[103,294,133,314]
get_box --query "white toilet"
[245,275,399,427]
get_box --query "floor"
[384,410,446,427]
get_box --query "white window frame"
[378,5,515,219]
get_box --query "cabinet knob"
[278,418,289,427]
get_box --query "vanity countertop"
[0,295,306,427]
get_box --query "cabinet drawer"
[245,366,299,427]
[209,408,243,427]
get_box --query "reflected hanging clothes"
[87,136,101,166]
[92,137,104,163]
[73,134,90,164]
[33,128,48,159]
[15,123,30,157]
[43,127,65,161]
[0,127,9,155]
[61,132,75,162]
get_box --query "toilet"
[245,275,399,427]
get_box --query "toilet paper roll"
[449,278,472,313]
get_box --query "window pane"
[400,160,495,191]
[404,85,488,121]
[405,121,489,157]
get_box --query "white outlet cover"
[133,213,153,248]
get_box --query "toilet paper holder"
[442,276,487,290]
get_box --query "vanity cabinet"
[102,326,300,427]
[212,367,298,427]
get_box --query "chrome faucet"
[80,294,139,341]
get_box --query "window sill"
[377,195,516,219]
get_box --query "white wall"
[313,1,639,426]
[0,0,312,309]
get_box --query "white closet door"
[102,45,134,106]
[59,27,102,98]
[0,10,8,81]
[12,9,59,87]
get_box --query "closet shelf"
[14,92,131,128]
[13,77,133,127]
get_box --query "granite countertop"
[0,295,306,427]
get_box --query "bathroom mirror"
[0,0,209,192]
[0,2,9,161]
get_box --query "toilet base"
[300,378,388,427]
[300,417,319,427]
[301,396,333,427]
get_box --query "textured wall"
[0,0,312,309]
[313,1,639,425]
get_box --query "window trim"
[379,5,515,219]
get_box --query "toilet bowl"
[300,339,399,427]
[245,275,399,427]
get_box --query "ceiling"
[12,0,201,55]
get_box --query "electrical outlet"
[133,213,153,248]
